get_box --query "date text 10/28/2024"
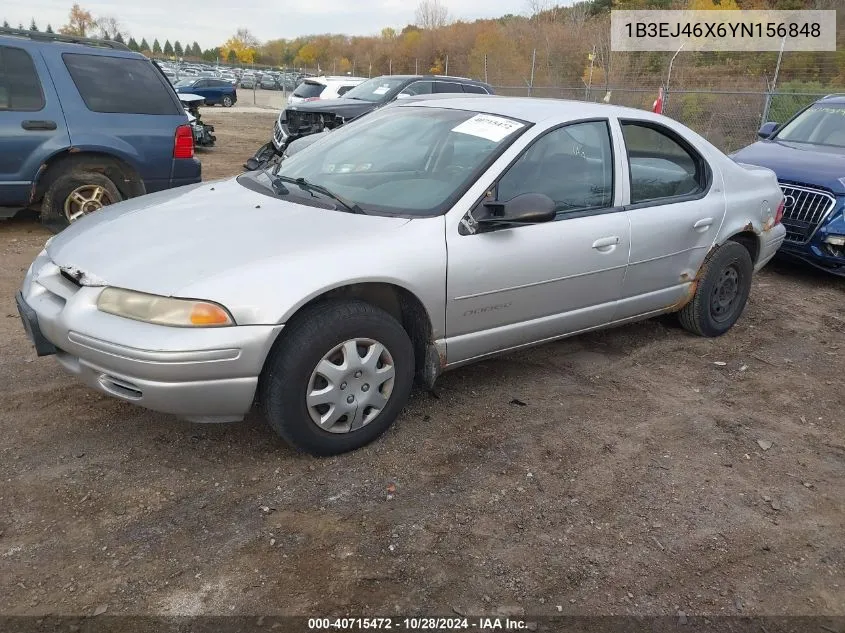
[308,617,531,630]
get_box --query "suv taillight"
[174,124,194,159]
[774,199,785,225]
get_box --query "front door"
[0,43,69,207]
[445,119,630,365]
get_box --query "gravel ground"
[1,111,843,619]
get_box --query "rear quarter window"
[462,84,489,94]
[293,82,326,99]
[62,53,181,115]
[0,45,45,111]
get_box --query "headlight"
[97,288,235,327]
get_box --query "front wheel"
[678,241,753,337]
[222,95,233,107]
[260,300,415,455]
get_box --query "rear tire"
[678,241,753,337]
[222,95,233,107]
[260,300,415,456]
[40,169,122,233]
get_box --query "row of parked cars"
[4,28,843,456]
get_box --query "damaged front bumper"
[18,252,282,423]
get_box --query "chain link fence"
[489,85,839,154]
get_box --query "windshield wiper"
[272,175,365,214]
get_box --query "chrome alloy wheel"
[63,185,113,223]
[306,338,396,433]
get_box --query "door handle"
[693,218,714,231]
[592,236,620,252]
[21,120,58,131]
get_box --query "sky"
[2,0,536,49]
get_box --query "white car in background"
[288,75,367,104]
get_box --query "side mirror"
[476,193,557,228]
[758,121,779,138]
[244,157,261,171]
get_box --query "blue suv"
[732,94,845,276]
[0,29,201,230]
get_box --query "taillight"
[774,199,785,225]
[174,124,194,159]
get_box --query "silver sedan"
[17,97,786,455]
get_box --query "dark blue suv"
[0,29,201,230]
[732,95,845,277]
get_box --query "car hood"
[732,140,845,195]
[286,98,379,118]
[46,178,410,298]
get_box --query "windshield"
[342,77,409,102]
[775,104,845,147]
[173,79,196,88]
[245,106,527,217]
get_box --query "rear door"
[43,49,190,193]
[615,119,727,318]
[434,81,466,94]
[0,42,69,207]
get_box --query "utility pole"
[445,55,449,75]
[586,46,595,100]
[664,42,684,111]
[529,48,536,96]
[484,54,488,84]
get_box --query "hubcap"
[306,338,396,434]
[710,264,741,323]
[63,185,112,223]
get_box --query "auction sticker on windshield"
[452,114,524,142]
[373,86,390,95]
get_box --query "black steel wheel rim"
[710,264,741,323]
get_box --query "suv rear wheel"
[40,168,123,232]
[222,95,233,107]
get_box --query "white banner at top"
[611,10,837,52]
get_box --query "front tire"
[260,300,415,455]
[222,95,233,107]
[678,241,753,337]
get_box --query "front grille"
[273,119,285,146]
[284,109,341,136]
[778,182,836,244]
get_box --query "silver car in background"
[17,97,786,455]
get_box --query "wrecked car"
[246,75,494,170]
[18,97,785,455]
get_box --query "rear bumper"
[19,254,282,423]
[755,224,787,271]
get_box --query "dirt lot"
[1,111,844,619]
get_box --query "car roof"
[401,95,673,125]
[819,94,845,105]
[370,74,490,86]
[0,27,144,59]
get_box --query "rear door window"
[293,81,326,99]
[0,45,45,111]
[62,53,181,115]
[434,81,465,94]
[462,84,489,94]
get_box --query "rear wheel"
[40,169,122,232]
[222,95,233,107]
[678,241,753,337]
[260,300,414,456]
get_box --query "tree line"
[4,0,843,88]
